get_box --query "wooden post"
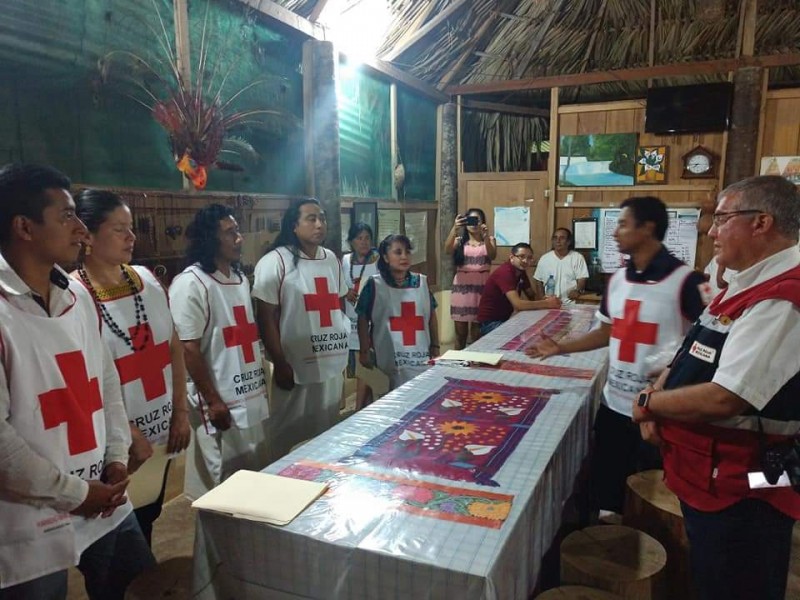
[439,102,458,290]
[723,66,764,187]
[547,87,559,242]
[303,40,342,256]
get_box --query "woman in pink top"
[445,208,496,349]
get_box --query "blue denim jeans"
[681,498,794,600]
[478,320,505,337]
[78,510,156,600]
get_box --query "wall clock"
[681,145,718,179]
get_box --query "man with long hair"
[253,198,349,460]
[169,204,269,499]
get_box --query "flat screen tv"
[645,82,734,134]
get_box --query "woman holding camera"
[445,208,496,349]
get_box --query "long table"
[193,307,608,599]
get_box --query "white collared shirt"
[712,246,800,410]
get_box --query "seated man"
[476,242,560,336]
[533,227,589,303]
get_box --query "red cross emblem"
[223,305,260,364]
[303,277,340,327]
[39,351,103,456]
[114,323,171,401]
[611,299,659,363]
[389,302,425,346]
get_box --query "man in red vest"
[633,176,800,600]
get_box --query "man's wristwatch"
[637,389,653,410]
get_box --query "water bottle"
[544,274,555,296]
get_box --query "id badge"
[748,471,792,489]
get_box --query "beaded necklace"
[350,248,377,286]
[78,264,150,352]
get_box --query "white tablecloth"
[193,307,608,599]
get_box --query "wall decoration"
[681,145,718,179]
[636,145,668,184]
[760,156,800,185]
[558,133,637,187]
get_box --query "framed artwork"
[558,133,637,187]
[352,202,378,237]
[760,156,800,185]
[572,218,598,250]
[636,145,668,184]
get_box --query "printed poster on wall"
[404,211,428,265]
[494,206,530,246]
[598,208,700,273]
[377,209,402,243]
[340,212,352,253]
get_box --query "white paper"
[192,469,328,526]
[573,220,597,250]
[437,350,504,366]
[494,207,530,246]
[377,209,402,243]
[598,208,699,273]
[404,211,428,265]
[340,213,351,253]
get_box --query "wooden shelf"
[556,184,716,192]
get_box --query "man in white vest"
[253,198,349,461]
[529,196,706,514]
[169,204,270,500]
[0,164,154,599]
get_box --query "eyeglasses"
[711,210,762,227]
[512,254,534,263]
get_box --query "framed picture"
[572,218,598,250]
[352,202,378,237]
[559,133,637,187]
[760,156,800,185]
[636,145,668,184]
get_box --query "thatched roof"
[277,0,800,106]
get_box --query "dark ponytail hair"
[185,203,241,275]
[75,189,126,234]
[452,207,487,267]
[377,234,412,284]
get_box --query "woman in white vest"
[253,198,349,461]
[342,222,379,409]
[72,189,191,545]
[169,204,270,500]
[356,234,440,390]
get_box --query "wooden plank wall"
[554,99,724,270]
[760,89,800,157]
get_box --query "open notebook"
[192,469,327,526]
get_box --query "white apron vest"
[604,265,692,415]
[342,252,378,351]
[370,274,432,387]
[0,282,130,588]
[181,266,268,433]
[90,266,174,445]
[274,247,349,384]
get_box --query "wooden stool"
[623,470,692,600]
[124,556,192,599]
[538,585,624,599]
[560,525,666,600]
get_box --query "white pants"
[267,374,343,462]
[183,412,269,501]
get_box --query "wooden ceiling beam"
[446,52,800,95]
[437,10,500,88]
[460,99,550,117]
[308,0,330,23]
[382,0,470,62]
[239,0,447,103]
